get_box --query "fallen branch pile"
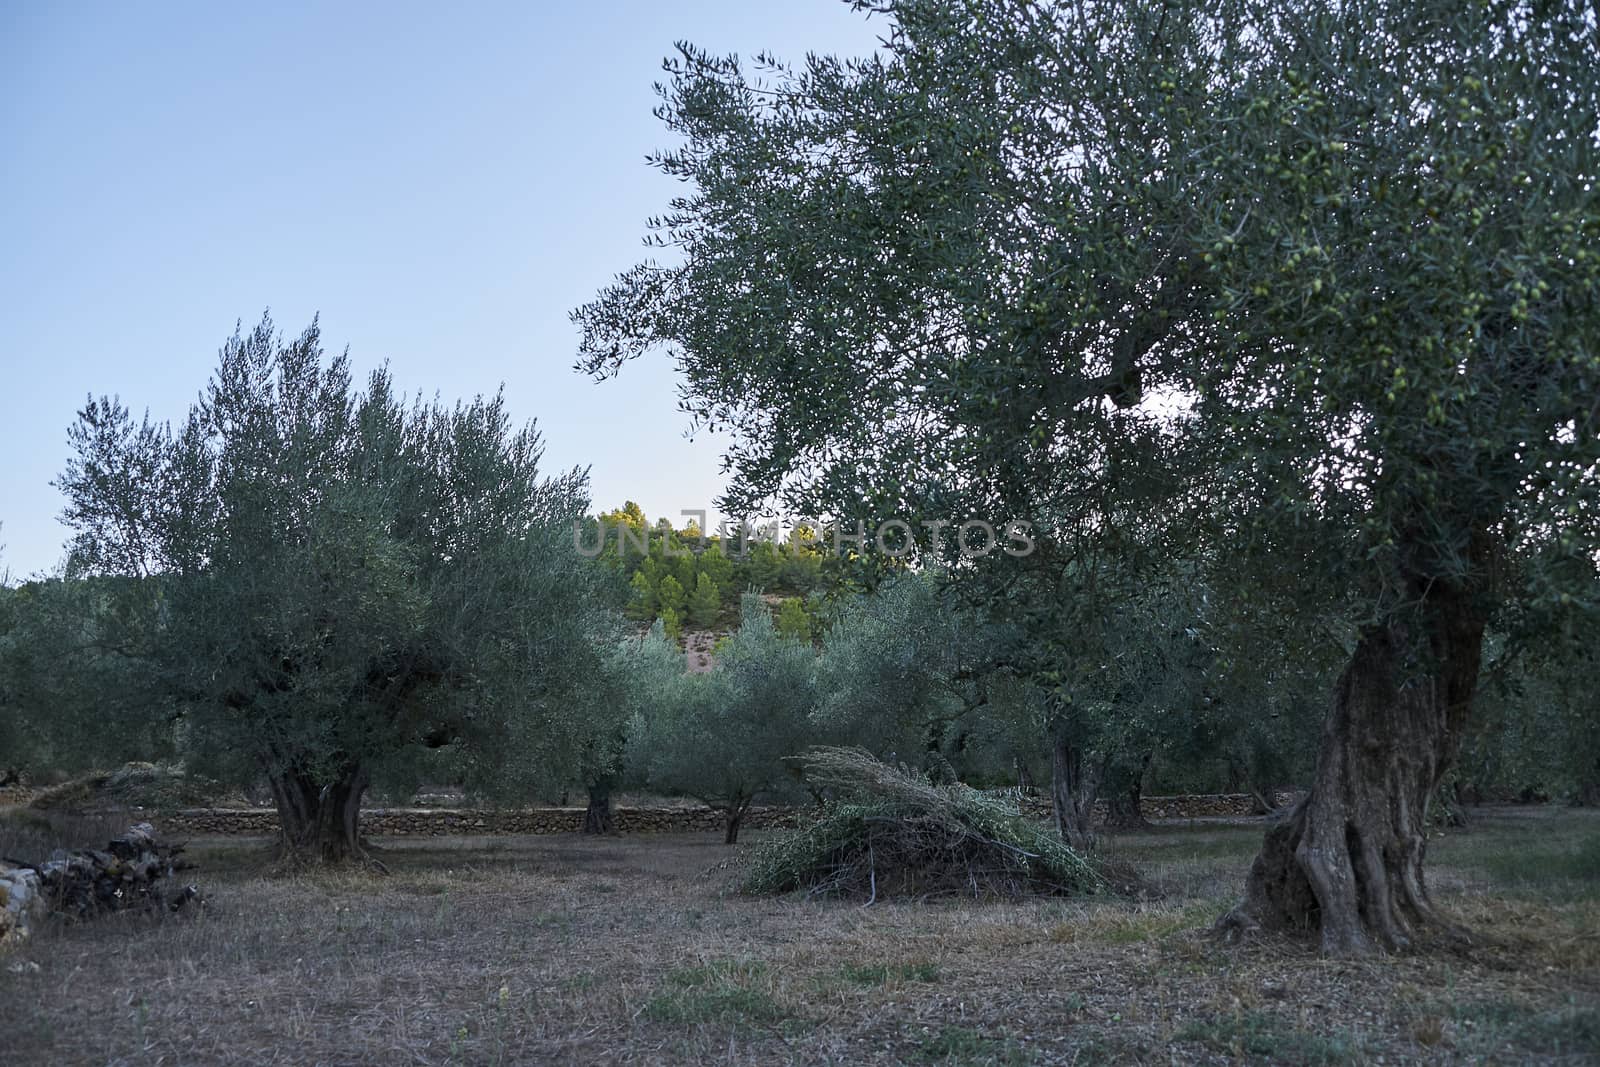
[743,748,1108,901]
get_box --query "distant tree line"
[582,503,831,642]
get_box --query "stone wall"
[1012,790,1301,821]
[150,804,805,838]
[142,792,1297,838]
[0,785,34,806]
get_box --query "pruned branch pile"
[743,748,1107,901]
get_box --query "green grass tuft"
[914,1025,1033,1065]
[839,960,940,986]
[1513,1006,1600,1055]
[642,959,786,1027]
[1176,1012,1360,1065]
[1474,834,1600,894]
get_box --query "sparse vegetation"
[643,959,788,1027]
[837,960,939,987]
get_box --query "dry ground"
[1,806,1596,1065]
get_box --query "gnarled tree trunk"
[1217,579,1487,956]
[1103,787,1145,829]
[1227,752,1281,815]
[267,762,377,867]
[583,782,616,835]
[723,793,754,845]
[1103,752,1151,830]
[1050,720,1103,851]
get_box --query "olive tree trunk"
[1050,721,1102,851]
[1436,783,1470,828]
[267,763,376,867]
[1015,757,1036,795]
[583,783,616,835]
[723,793,754,845]
[1103,752,1151,830]
[1217,582,1487,955]
[1574,757,1600,807]
[1103,780,1146,829]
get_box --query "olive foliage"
[54,315,617,861]
[626,594,817,841]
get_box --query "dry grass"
[0,807,136,861]
[1,806,1596,1064]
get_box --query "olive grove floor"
[2,806,1596,1064]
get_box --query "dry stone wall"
[143,792,1296,838]
[151,805,806,838]
[1012,791,1301,821]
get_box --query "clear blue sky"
[0,1,882,578]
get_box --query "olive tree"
[1460,600,1600,807]
[577,0,1600,952]
[1008,568,1217,845]
[627,593,816,842]
[812,573,978,760]
[572,619,685,834]
[0,576,174,782]
[57,315,616,864]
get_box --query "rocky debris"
[3,823,200,936]
[0,863,45,945]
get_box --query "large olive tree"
[58,315,616,864]
[577,0,1599,952]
